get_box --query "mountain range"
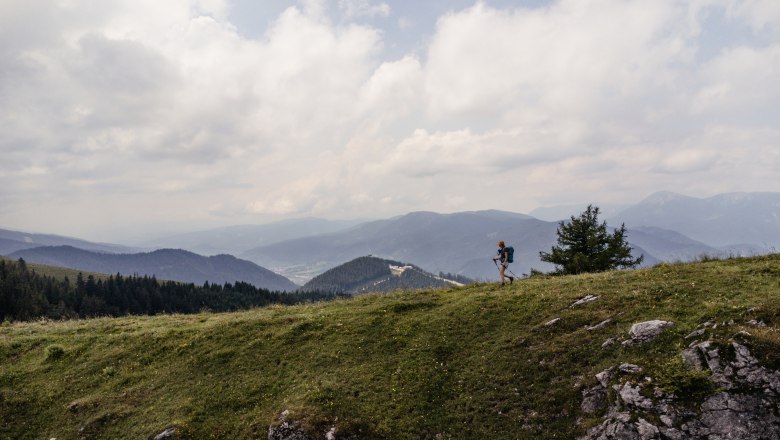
[8,246,298,292]
[609,191,780,249]
[0,228,137,256]
[141,217,363,257]
[2,191,778,289]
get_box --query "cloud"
[0,0,778,240]
[338,0,391,19]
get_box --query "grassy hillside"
[2,255,779,439]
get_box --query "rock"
[268,422,311,440]
[618,364,642,374]
[154,428,176,440]
[681,347,704,371]
[587,319,612,331]
[693,392,780,440]
[601,338,616,348]
[581,342,780,440]
[544,318,561,327]
[747,319,767,327]
[596,368,614,387]
[684,328,705,339]
[625,320,674,345]
[581,385,607,414]
[571,295,599,307]
[268,411,312,440]
[618,383,653,410]
[635,418,659,439]
[325,427,336,440]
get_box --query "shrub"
[45,344,65,361]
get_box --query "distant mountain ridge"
[609,191,780,248]
[242,210,680,282]
[242,210,562,283]
[301,256,465,294]
[9,246,298,292]
[143,217,363,256]
[0,228,137,256]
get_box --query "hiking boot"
[508,276,514,284]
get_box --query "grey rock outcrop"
[623,320,674,346]
[154,428,176,440]
[579,342,780,440]
[571,295,600,307]
[268,411,312,440]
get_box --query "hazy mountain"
[610,191,780,249]
[529,203,629,222]
[241,210,676,283]
[241,211,560,283]
[625,226,719,262]
[0,228,138,255]
[142,217,363,256]
[300,256,462,294]
[9,246,298,291]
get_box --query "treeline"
[0,258,342,322]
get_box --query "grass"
[1,255,779,439]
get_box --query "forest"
[0,258,342,322]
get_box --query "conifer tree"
[539,205,643,274]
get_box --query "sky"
[1,0,779,242]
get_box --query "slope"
[2,255,779,439]
[9,246,298,292]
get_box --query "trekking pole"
[493,258,520,279]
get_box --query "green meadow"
[2,255,779,439]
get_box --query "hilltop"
[2,255,780,439]
[300,256,469,294]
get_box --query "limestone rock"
[587,319,612,331]
[582,385,607,414]
[268,422,311,440]
[624,320,674,346]
[154,428,176,440]
[571,295,599,307]
[580,341,780,440]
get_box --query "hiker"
[493,240,514,285]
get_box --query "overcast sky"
[1,0,779,242]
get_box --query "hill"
[2,255,779,438]
[300,256,467,294]
[610,191,780,249]
[0,228,137,255]
[9,246,298,292]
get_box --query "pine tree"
[539,205,643,275]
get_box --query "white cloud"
[339,0,391,19]
[0,0,779,240]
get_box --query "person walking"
[493,240,514,286]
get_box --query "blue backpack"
[504,246,514,263]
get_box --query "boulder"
[623,320,674,346]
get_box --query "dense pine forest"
[0,258,342,321]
